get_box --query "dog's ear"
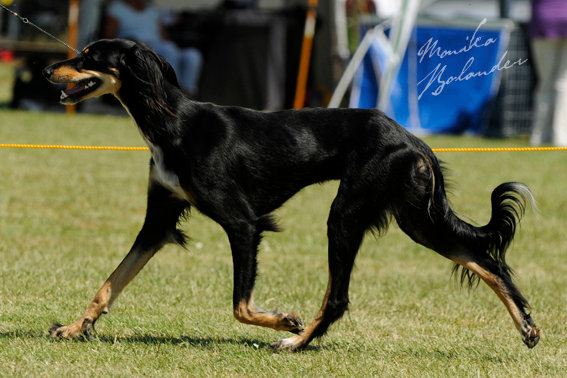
[119,42,180,115]
[121,42,180,89]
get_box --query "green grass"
[1,109,566,376]
[0,62,15,104]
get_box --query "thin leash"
[0,3,79,54]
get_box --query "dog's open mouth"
[59,78,102,104]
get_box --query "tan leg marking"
[458,258,540,347]
[459,261,525,331]
[50,247,157,339]
[233,294,304,333]
[272,275,332,350]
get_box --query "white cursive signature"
[417,51,528,99]
[417,19,497,64]
[416,18,527,99]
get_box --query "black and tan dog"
[43,39,539,350]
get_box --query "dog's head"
[43,38,179,105]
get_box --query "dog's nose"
[42,66,54,79]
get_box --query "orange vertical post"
[66,0,79,114]
[293,0,318,109]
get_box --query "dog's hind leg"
[50,180,188,339]
[402,215,540,348]
[451,253,540,348]
[227,217,305,334]
[393,153,539,348]
[272,183,382,350]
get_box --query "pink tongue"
[65,83,87,95]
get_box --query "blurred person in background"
[530,0,567,146]
[104,0,203,97]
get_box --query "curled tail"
[483,182,534,260]
[393,150,533,289]
[451,182,534,288]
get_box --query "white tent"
[328,0,421,111]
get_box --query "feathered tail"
[448,182,534,288]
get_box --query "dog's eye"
[82,55,100,66]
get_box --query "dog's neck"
[115,82,188,145]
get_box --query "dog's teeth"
[60,90,68,99]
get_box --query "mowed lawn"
[0,108,566,376]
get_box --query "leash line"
[1,144,567,152]
[0,4,80,54]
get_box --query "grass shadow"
[0,330,321,352]
[97,334,269,348]
[96,333,322,352]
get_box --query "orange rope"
[0,144,148,151]
[1,144,567,152]
[431,147,567,152]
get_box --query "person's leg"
[552,39,567,146]
[179,48,203,95]
[150,41,182,79]
[530,39,559,145]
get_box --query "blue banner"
[350,20,525,134]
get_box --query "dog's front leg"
[50,181,188,340]
[226,222,304,334]
[49,243,160,339]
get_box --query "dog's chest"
[146,142,192,203]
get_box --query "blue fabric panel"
[351,22,509,134]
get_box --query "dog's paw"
[49,319,93,340]
[521,314,540,349]
[282,312,304,334]
[271,335,306,351]
[521,324,540,349]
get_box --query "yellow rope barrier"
[432,146,567,152]
[0,144,149,151]
[1,144,567,152]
